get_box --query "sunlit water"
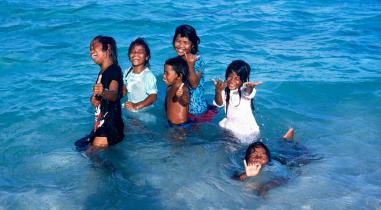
[1,0,380,209]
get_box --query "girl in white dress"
[213,60,262,142]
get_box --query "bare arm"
[184,53,202,89]
[122,84,127,97]
[125,94,157,110]
[93,80,119,102]
[242,82,262,95]
[214,79,226,106]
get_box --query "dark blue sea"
[1,0,380,209]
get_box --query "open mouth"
[176,48,185,55]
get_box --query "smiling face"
[248,146,269,166]
[89,39,108,65]
[226,71,242,90]
[129,44,148,67]
[173,34,193,56]
[163,64,180,86]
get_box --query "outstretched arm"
[243,81,262,94]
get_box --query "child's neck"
[100,59,113,72]
[132,65,145,74]
[169,80,183,88]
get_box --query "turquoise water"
[1,0,381,209]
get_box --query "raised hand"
[93,74,104,96]
[244,159,262,177]
[242,81,262,94]
[243,81,263,88]
[176,83,185,97]
[184,52,197,69]
[213,79,227,92]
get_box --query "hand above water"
[176,83,185,97]
[243,81,262,94]
[244,159,262,177]
[213,79,227,92]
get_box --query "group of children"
[75,24,316,196]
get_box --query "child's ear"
[106,44,112,56]
[176,74,183,81]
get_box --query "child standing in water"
[214,60,262,141]
[163,56,190,126]
[122,38,157,111]
[85,35,124,148]
[172,25,216,122]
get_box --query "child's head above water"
[172,24,200,56]
[163,56,189,86]
[225,60,251,90]
[245,142,271,166]
[90,35,118,65]
[128,37,151,67]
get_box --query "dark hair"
[165,56,189,84]
[128,37,151,67]
[245,142,271,164]
[172,24,200,54]
[92,35,118,64]
[225,60,251,114]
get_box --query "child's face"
[248,146,269,166]
[226,71,242,90]
[129,44,148,67]
[174,35,193,56]
[89,40,107,65]
[163,64,181,86]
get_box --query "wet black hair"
[172,24,200,54]
[128,37,151,67]
[224,60,251,114]
[92,35,118,64]
[164,56,189,85]
[245,141,271,164]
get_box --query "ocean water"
[1,0,381,209]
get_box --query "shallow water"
[1,0,381,209]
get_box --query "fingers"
[244,81,263,87]
[176,83,184,97]
[96,74,102,84]
[93,83,103,95]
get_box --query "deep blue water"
[1,0,381,209]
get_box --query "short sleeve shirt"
[123,67,157,104]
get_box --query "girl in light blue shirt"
[122,38,157,111]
